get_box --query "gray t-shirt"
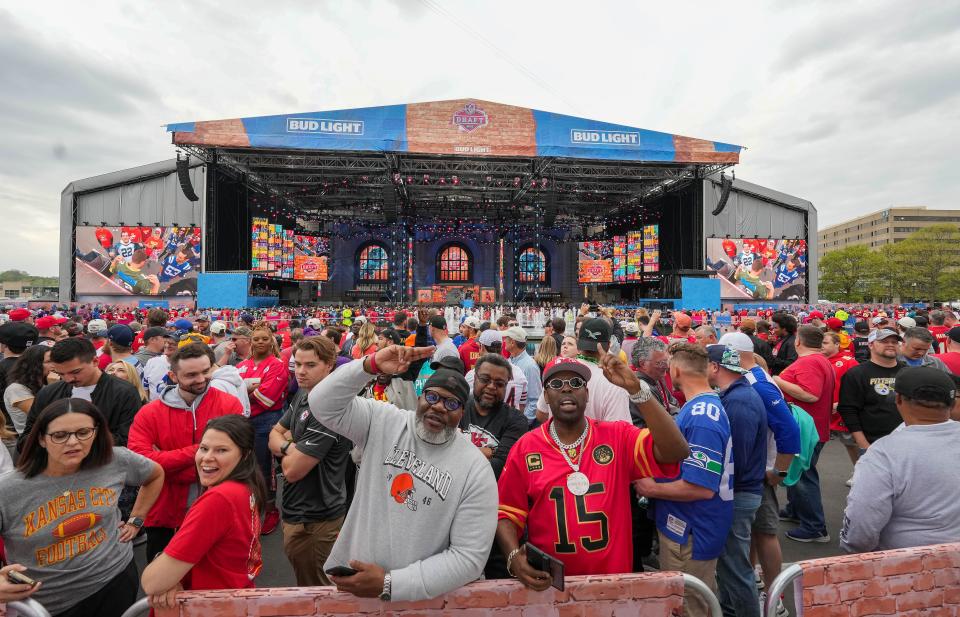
[3,382,33,434]
[0,447,154,614]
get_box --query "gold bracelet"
[505,546,522,577]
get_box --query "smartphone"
[525,543,565,591]
[324,566,359,577]
[7,570,38,587]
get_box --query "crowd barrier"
[112,572,720,617]
[0,599,51,617]
[766,541,960,617]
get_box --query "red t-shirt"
[929,326,949,354]
[458,338,481,372]
[780,353,835,442]
[934,352,960,375]
[827,352,858,431]
[237,356,288,416]
[497,418,679,576]
[164,481,262,590]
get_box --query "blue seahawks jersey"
[159,255,194,282]
[654,392,734,560]
[774,264,800,288]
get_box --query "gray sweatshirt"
[840,420,960,553]
[308,359,497,601]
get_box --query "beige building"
[819,206,960,255]
[0,280,59,300]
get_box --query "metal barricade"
[765,563,803,617]
[682,572,723,617]
[119,597,150,617]
[6,599,52,617]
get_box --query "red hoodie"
[127,387,244,528]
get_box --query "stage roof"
[166,99,742,227]
[166,98,741,164]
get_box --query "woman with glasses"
[0,398,163,617]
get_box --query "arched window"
[517,246,548,284]
[437,243,472,282]
[357,243,389,282]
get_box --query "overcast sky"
[2,1,958,276]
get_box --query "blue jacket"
[719,377,768,495]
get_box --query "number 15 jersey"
[498,418,679,575]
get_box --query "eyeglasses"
[646,360,670,368]
[545,377,587,390]
[46,427,97,444]
[476,374,508,389]
[423,390,464,412]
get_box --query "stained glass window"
[438,243,471,282]
[518,247,547,283]
[358,244,389,281]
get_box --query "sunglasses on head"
[545,376,587,390]
[423,390,463,412]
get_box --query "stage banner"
[74,226,201,296]
[417,289,432,304]
[643,224,660,276]
[480,288,496,303]
[293,256,328,281]
[705,237,808,301]
[577,240,613,284]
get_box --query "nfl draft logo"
[452,102,489,133]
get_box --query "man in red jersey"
[823,331,860,485]
[496,353,688,587]
[928,310,950,354]
[934,327,960,375]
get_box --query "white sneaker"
[755,567,765,590]
[775,598,789,617]
[846,476,854,487]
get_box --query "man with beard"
[459,353,529,579]
[464,329,528,412]
[308,344,498,602]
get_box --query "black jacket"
[852,336,871,364]
[749,334,775,370]
[18,373,143,451]
[458,398,529,478]
[770,334,798,375]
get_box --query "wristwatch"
[280,440,293,456]
[127,516,144,528]
[379,572,392,602]
[628,379,653,404]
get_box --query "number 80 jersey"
[497,418,680,575]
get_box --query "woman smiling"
[141,415,266,610]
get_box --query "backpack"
[783,403,820,487]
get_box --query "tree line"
[819,224,960,303]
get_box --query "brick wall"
[798,542,960,617]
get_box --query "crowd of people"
[0,300,958,617]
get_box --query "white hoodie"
[210,365,251,417]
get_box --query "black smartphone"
[7,570,38,587]
[525,543,564,591]
[324,566,359,577]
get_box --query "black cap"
[430,354,465,374]
[380,329,402,346]
[428,315,447,330]
[914,315,929,327]
[422,368,470,404]
[0,322,39,349]
[143,326,174,341]
[577,318,611,352]
[894,366,956,407]
[948,326,960,344]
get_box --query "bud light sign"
[286,118,364,135]
[452,102,489,133]
[570,129,640,146]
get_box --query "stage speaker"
[711,172,733,216]
[383,185,398,223]
[177,155,200,202]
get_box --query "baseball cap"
[195,313,211,322]
[380,329,402,345]
[809,310,825,320]
[868,328,902,343]
[623,322,639,335]
[305,318,322,330]
[240,313,254,325]
[35,315,67,330]
[429,355,466,374]
[422,368,470,404]
[542,357,592,383]
[825,317,844,331]
[948,326,960,344]
[8,308,30,322]
[673,312,693,330]
[428,315,447,330]
[894,366,956,407]
[87,319,108,335]
[64,321,84,337]
[173,318,193,332]
[871,316,887,325]
[210,321,230,335]
[462,316,481,330]
[354,315,368,324]
[853,320,869,334]
[477,329,503,347]
[106,324,135,348]
[897,316,917,329]
[914,315,929,327]
[706,344,748,374]
[502,325,528,343]
[718,332,754,353]
[143,326,173,341]
[577,318,609,351]
[232,326,252,339]
[0,322,39,349]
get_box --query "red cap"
[808,311,824,320]
[8,308,30,321]
[35,315,67,330]
[825,317,844,330]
